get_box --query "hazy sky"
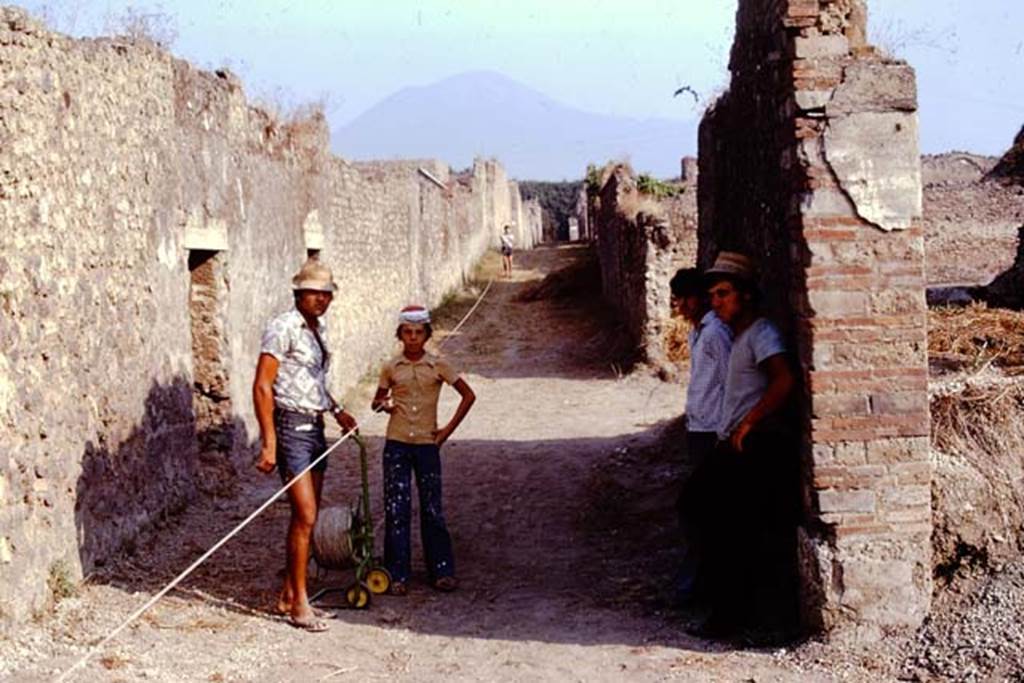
[20,0,1024,156]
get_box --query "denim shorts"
[274,409,328,482]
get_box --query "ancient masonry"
[699,0,930,637]
[587,163,698,368]
[0,8,540,627]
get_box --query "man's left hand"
[334,409,359,435]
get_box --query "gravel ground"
[902,563,1024,682]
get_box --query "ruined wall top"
[730,0,868,76]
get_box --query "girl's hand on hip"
[432,425,453,446]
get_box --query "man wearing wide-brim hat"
[688,250,799,640]
[252,258,357,632]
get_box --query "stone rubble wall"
[699,0,931,638]
[0,7,532,628]
[590,164,698,368]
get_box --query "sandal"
[287,615,330,632]
[277,606,336,620]
[433,576,458,592]
[389,581,408,596]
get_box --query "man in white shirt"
[669,268,732,608]
[695,251,798,641]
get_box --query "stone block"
[865,436,930,465]
[827,61,918,115]
[795,35,850,59]
[819,489,876,514]
[786,0,820,18]
[870,391,927,415]
[813,392,870,417]
[834,441,867,465]
[880,484,931,509]
[807,289,869,317]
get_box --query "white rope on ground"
[56,277,496,683]
[438,278,494,346]
[55,432,353,683]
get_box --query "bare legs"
[502,253,513,278]
[277,470,324,621]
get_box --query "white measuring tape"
[57,278,495,682]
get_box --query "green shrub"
[636,174,681,198]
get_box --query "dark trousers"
[703,431,800,631]
[675,431,719,602]
[382,439,455,584]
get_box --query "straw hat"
[291,259,337,292]
[705,251,755,281]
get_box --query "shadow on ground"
[80,419,708,651]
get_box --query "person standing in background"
[500,225,515,277]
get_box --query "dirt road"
[1,245,881,682]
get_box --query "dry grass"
[663,316,690,366]
[617,191,667,223]
[931,376,1024,456]
[929,303,1024,371]
[929,302,1024,462]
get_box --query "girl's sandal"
[433,576,458,592]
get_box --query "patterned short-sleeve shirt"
[260,309,334,414]
[379,353,461,445]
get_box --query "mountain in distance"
[331,71,697,181]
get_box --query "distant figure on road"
[669,267,732,609]
[252,259,358,633]
[500,225,515,277]
[372,305,476,596]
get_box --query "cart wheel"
[345,582,371,609]
[366,567,391,595]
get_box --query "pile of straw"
[929,303,1024,371]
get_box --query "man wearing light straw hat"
[253,258,357,631]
